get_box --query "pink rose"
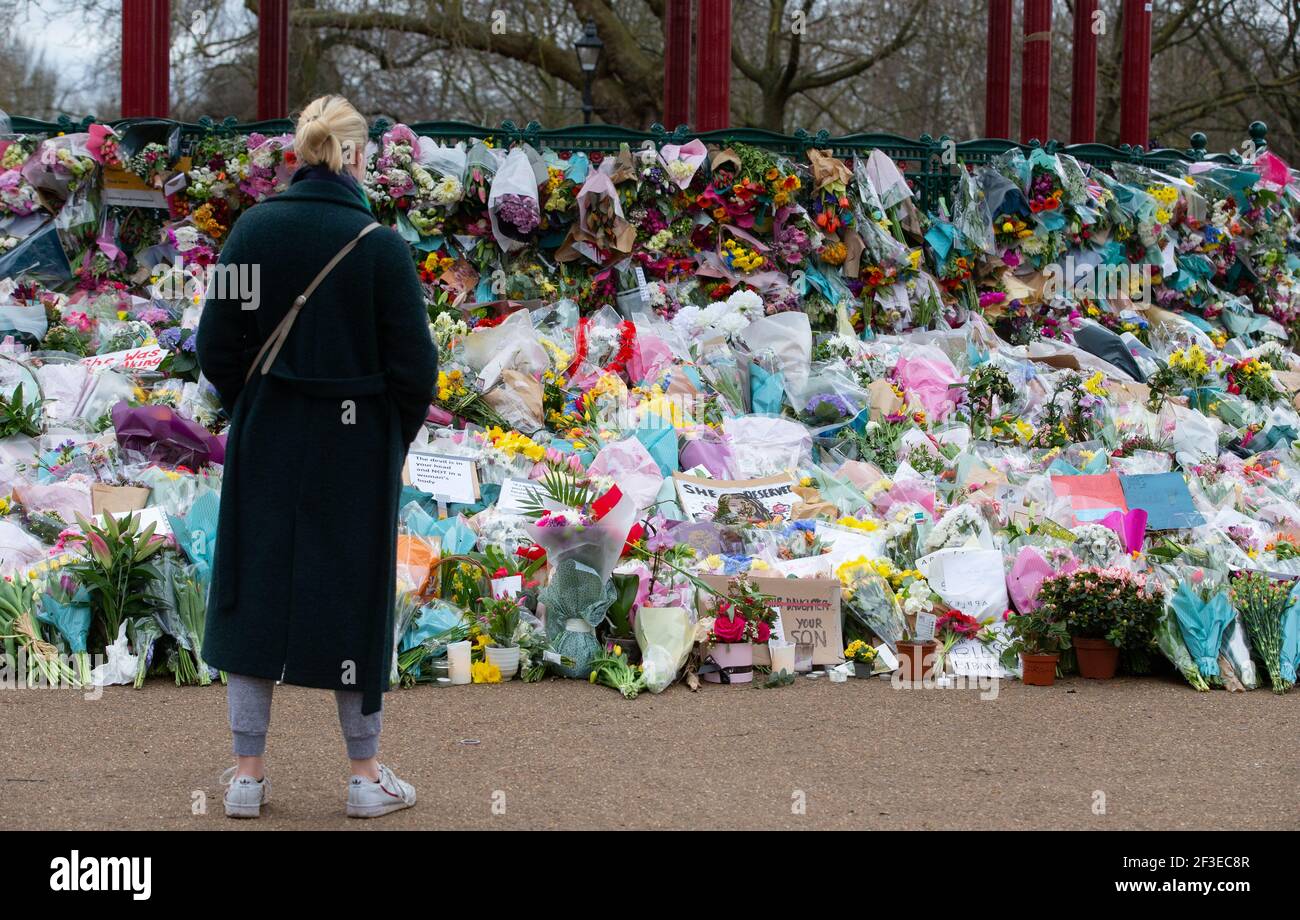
[755,620,771,643]
[712,612,746,643]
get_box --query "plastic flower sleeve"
[678,426,736,479]
[634,604,694,693]
[1168,579,1235,678]
[90,621,138,687]
[741,311,812,410]
[1220,615,1260,690]
[1154,601,1209,691]
[696,343,750,416]
[586,437,664,512]
[721,415,811,478]
[460,310,547,380]
[165,488,219,585]
[487,147,542,252]
[1280,591,1299,685]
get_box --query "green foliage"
[1230,571,1295,693]
[603,573,640,638]
[478,595,522,647]
[67,512,167,649]
[518,468,596,518]
[0,384,44,438]
[999,606,1073,670]
[1036,569,1162,657]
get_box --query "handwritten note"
[406,452,479,504]
[495,477,546,516]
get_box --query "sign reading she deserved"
[700,574,842,665]
[406,452,480,504]
[673,472,800,521]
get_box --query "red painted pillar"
[1071,0,1098,143]
[694,0,731,131]
[151,0,170,117]
[258,0,291,120]
[984,0,1012,138]
[663,0,693,128]
[122,2,150,117]
[1020,0,1052,144]
[121,0,168,117]
[1120,0,1152,148]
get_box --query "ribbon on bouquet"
[697,654,753,684]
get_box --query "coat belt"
[266,368,389,398]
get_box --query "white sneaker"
[221,766,270,818]
[346,763,416,819]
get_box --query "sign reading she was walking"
[80,345,168,372]
[673,472,800,521]
[406,452,479,504]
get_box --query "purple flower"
[157,326,183,350]
[497,194,540,235]
[804,392,855,422]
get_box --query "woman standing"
[197,95,437,819]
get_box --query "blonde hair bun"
[294,95,368,173]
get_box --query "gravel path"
[2,674,1296,830]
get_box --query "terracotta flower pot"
[1020,652,1059,686]
[895,640,938,683]
[1072,637,1119,679]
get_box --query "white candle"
[448,641,472,685]
[768,641,795,675]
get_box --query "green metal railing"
[6,113,1268,211]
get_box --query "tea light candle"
[448,641,472,685]
[768,640,796,675]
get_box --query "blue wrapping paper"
[750,362,785,416]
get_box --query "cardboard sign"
[406,452,479,504]
[1050,472,1128,524]
[700,574,842,665]
[80,345,168,372]
[1119,472,1205,531]
[101,157,191,209]
[495,477,545,516]
[90,484,151,517]
[673,472,800,521]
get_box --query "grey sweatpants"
[226,673,383,760]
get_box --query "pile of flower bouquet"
[0,118,1297,697]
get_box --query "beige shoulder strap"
[244,222,382,385]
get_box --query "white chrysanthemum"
[431,175,464,206]
[726,288,764,315]
[665,160,696,182]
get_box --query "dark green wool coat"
[196,178,437,714]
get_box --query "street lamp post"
[574,20,603,125]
